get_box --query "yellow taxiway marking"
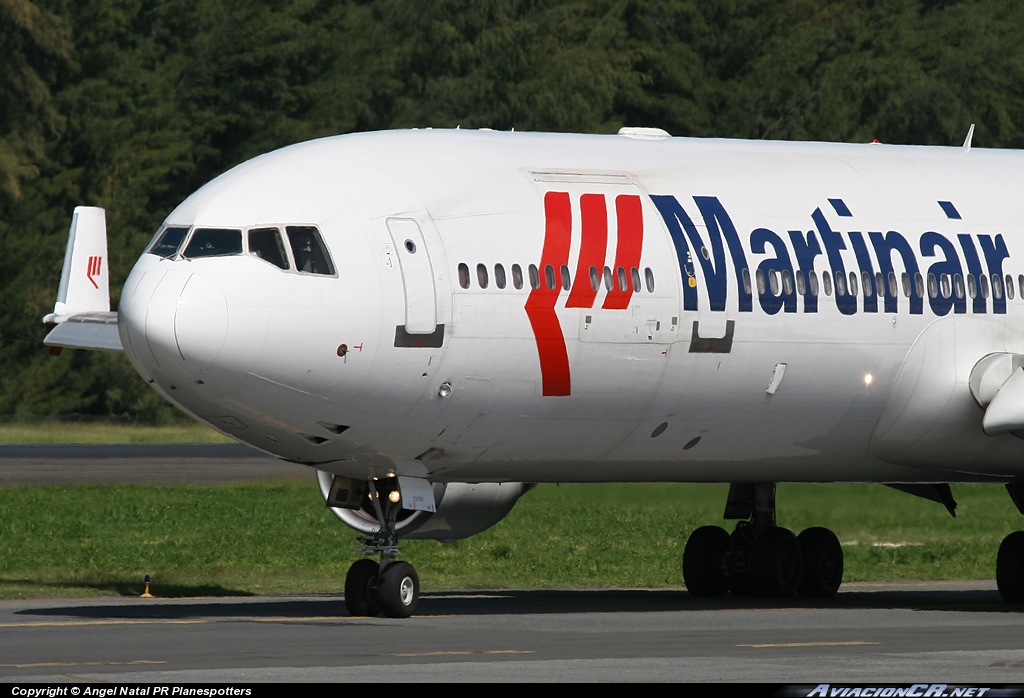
[1,660,166,669]
[738,641,880,648]
[388,650,534,657]
[253,616,366,622]
[0,619,207,628]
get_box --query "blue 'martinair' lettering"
[651,194,1011,317]
[650,195,752,313]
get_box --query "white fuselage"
[117,130,1024,484]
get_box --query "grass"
[0,481,1020,598]
[0,421,232,444]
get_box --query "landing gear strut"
[344,478,420,618]
[682,483,844,599]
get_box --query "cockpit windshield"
[287,226,335,275]
[149,227,189,258]
[249,228,290,270]
[183,229,243,259]
[145,223,334,276]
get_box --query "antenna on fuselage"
[963,123,975,152]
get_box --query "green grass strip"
[0,482,1020,598]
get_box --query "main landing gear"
[996,482,1024,603]
[683,483,844,599]
[344,479,420,618]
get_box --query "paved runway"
[1,582,1023,683]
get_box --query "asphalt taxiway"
[1,582,1023,683]
[2,446,1023,682]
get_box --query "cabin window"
[782,270,794,296]
[589,266,601,291]
[603,266,614,291]
[1018,274,1024,300]
[795,270,806,296]
[645,267,655,293]
[458,263,470,289]
[617,266,628,292]
[822,271,832,296]
[941,273,952,299]
[915,273,925,298]
[286,226,334,275]
[560,264,571,291]
[769,270,780,296]
[183,228,243,259]
[993,273,1004,300]
[477,263,489,289]
[248,228,289,270]
[954,274,965,299]
[512,264,524,290]
[861,271,873,297]
[755,269,766,295]
[742,269,752,295]
[631,267,641,293]
[544,264,556,290]
[149,227,189,258]
[848,271,858,296]
[980,273,990,299]
[809,271,819,296]
[902,272,911,298]
[494,263,506,289]
[967,274,977,298]
[928,273,938,299]
[887,272,898,299]
[528,264,540,290]
[875,272,884,296]
[835,271,847,296]
[1008,275,1016,301]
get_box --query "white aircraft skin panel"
[113,129,1024,482]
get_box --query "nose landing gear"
[343,479,421,618]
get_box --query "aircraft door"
[387,218,438,334]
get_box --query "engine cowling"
[316,470,528,542]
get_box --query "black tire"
[750,527,802,598]
[379,561,420,618]
[797,527,844,598]
[345,558,381,617]
[683,525,730,597]
[997,531,1024,603]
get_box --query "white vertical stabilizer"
[42,206,121,351]
[52,206,110,318]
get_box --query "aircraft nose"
[119,267,228,382]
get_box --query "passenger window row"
[457,262,657,294]
[741,267,1020,302]
[148,224,335,276]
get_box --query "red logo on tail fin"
[86,256,102,289]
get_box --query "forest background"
[2,0,1023,423]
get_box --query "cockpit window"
[183,228,243,259]
[248,227,290,270]
[286,226,334,275]
[149,227,189,258]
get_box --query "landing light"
[864,374,874,386]
[389,490,401,504]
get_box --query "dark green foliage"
[4,0,1024,418]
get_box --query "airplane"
[42,125,1024,618]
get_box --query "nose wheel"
[345,558,420,618]
[343,478,421,618]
